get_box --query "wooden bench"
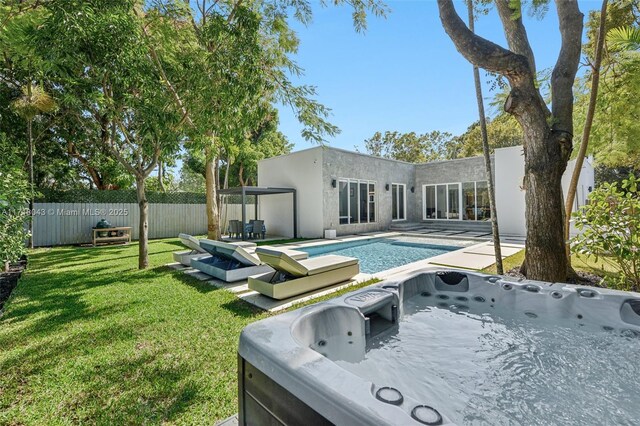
[92,227,132,247]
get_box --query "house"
[256,145,594,238]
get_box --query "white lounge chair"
[173,234,258,267]
[172,233,211,266]
[190,239,308,282]
[248,247,360,300]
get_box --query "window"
[448,183,460,220]
[424,185,436,219]
[339,181,349,224]
[391,183,406,221]
[424,181,490,221]
[462,182,476,220]
[476,181,491,220]
[338,179,376,224]
[436,184,446,219]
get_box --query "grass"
[481,250,622,287]
[0,238,376,425]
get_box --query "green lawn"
[0,238,376,425]
[481,250,622,288]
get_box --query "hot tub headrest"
[435,271,469,292]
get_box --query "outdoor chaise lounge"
[173,233,210,266]
[190,239,308,282]
[248,247,360,300]
[173,233,257,267]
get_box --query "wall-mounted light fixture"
[588,186,593,192]
[410,186,415,193]
[331,178,337,188]
[385,184,390,191]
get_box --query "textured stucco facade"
[256,145,595,238]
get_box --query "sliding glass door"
[424,181,489,221]
[391,183,406,221]
[423,183,461,220]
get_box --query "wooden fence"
[32,202,255,247]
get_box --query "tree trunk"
[27,118,34,249]
[564,0,608,263]
[521,128,569,282]
[205,145,220,240]
[436,0,582,282]
[467,0,503,274]
[238,163,247,187]
[158,160,166,192]
[135,175,149,269]
[223,157,230,190]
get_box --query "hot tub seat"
[238,268,640,425]
[248,248,360,300]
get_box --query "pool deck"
[168,231,524,312]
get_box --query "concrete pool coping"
[168,232,524,312]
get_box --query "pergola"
[218,186,297,241]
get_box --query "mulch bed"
[505,266,604,287]
[0,256,27,312]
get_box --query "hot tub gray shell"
[237,267,640,425]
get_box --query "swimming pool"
[299,238,459,274]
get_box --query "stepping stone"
[464,245,523,257]
[427,252,499,270]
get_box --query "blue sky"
[277,0,601,152]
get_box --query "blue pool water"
[300,238,458,274]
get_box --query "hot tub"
[238,268,640,425]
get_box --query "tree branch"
[551,0,583,135]
[436,0,531,81]
[494,0,537,75]
[133,7,195,128]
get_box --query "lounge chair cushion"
[256,248,356,277]
[178,233,206,253]
[297,255,358,276]
[200,239,261,266]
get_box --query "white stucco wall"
[495,146,527,236]
[257,147,324,238]
[495,146,595,237]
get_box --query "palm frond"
[10,84,57,120]
[607,26,640,52]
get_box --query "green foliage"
[0,166,30,269]
[451,112,523,158]
[363,130,456,163]
[607,26,640,51]
[571,174,639,291]
[35,189,207,204]
[576,1,640,168]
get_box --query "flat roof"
[218,186,296,196]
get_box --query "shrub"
[571,174,639,291]
[0,168,31,272]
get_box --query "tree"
[576,1,640,169]
[452,112,522,158]
[0,133,30,271]
[34,0,183,268]
[2,6,57,248]
[363,130,455,162]
[466,0,502,274]
[437,0,584,282]
[157,0,384,240]
[564,0,608,265]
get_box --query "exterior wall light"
[385,184,390,191]
[331,179,337,188]
[410,186,415,193]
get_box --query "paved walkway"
[168,231,524,312]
